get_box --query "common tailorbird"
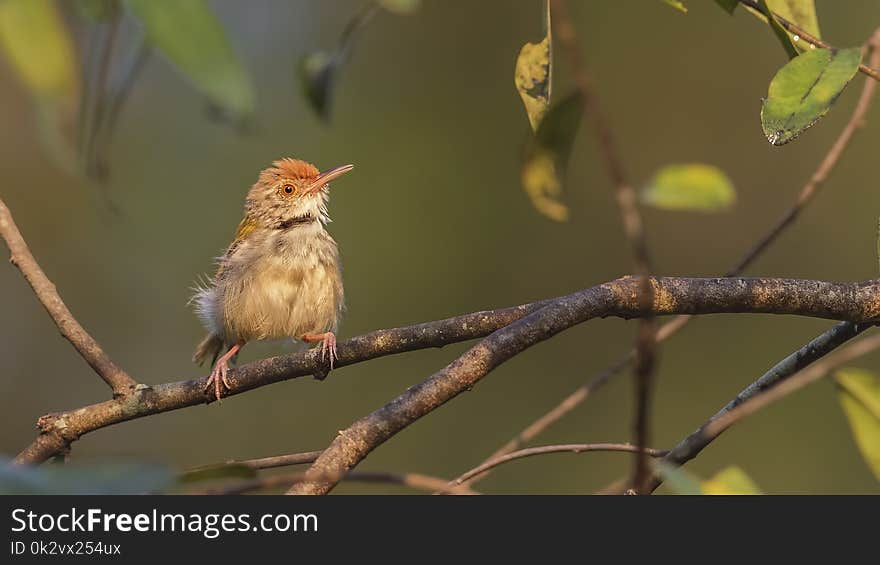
[192,158,353,400]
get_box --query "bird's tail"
[193,334,224,367]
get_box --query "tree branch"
[186,450,324,474]
[552,0,657,494]
[286,275,880,494]
[0,198,137,397]
[452,443,668,487]
[460,25,880,486]
[647,322,873,492]
[192,470,479,496]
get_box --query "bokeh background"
[2,0,879,494]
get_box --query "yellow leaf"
[702,466,763,494]
[0,0,77,102]
[514,1,551,131]
[522,150,569,222]
[835,368,880,481]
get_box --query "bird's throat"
[276,214,316,230]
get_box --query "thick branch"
[287,276,880,494]
[14,301,546,464]
[17,275,880,468]
[0,198,137,397]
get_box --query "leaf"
[514,0,552,131]
[641,164,735,212]
[662,0,688,13]
[653,461,703,494]
[756,0,798,59]
[298,51,339,122]
[761,47,862,146]
[0,0,78,173]
[834,368,880,481]
[76,0,118,22]
[298,6,376,122]
[766,0,820,39]
[0,0,77,102]
[379,0,421,14]
[0,458,174,495]
[179,463,257,483]
[744,1,821,53]
[714,0,739,14]
[124,0,254,121]
[521,91,583,222]
[655,462,763,494]
[702,467,763,494]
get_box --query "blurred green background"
[1,0,879,494]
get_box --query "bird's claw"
[320,333,338,369]
[204,360,233,402]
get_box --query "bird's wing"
[214,215,258,279]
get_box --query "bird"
[191,157,353,401]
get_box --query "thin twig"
[0,198,137,397]
[193,470,478,496]
[187,450,324,474]
[452,443,668,486]
[460,24,880,487]
[92,38,151,179]
[641,321,872,493]
[737,0,880,82]
[704,330,880,445]
[83,6,120,179]
[639,324,880,494]
[552,0,657,494]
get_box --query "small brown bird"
[192,157,353,400]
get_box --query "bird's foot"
[302,332,338,371]
[204,343,243,402]
[204,360,233,402]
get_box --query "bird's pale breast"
[200,224,343,344]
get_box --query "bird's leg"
[204,342,244,401]
[301,332,338,369]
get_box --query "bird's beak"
[306,163,354,194]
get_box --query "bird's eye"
[283,184,294,195]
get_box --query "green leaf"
[0,0,77,102]
[0,459,174,495]
[714,0,739,14]
[653,461,703,494]
[124,0,254,121]
[662,1,688,13]
[744,1,821,53]
[521,91,583,222]
[655,462,763,494]
[514,0,552,131]
[76,0,118,22]
[756,0,798,59]
[179,463,257,483]
[761,47,862,146]
[298,51,339,122]
[766,0,820,39]
[835,368,880,481]
[379,0,421,14]
[298,6,377,122]
[641,164,735,212]
[702,467,763,494]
